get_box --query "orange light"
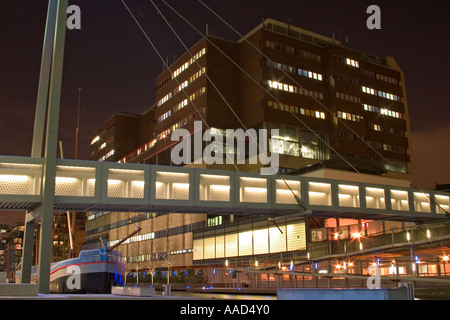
[442,255,449,262]
[352,232,361,239]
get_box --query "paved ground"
[0,293,205,300]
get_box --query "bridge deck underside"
[0,156,448,224]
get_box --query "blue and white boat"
[15,247,126,293]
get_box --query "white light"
[338,194,351,198]
[339,185,359,191]
[91,136,100,145]
[0,175,30,182]
[240,177,266,182]
[56,177,78,184]
[200,174,229,179]
[210,185,230,191]
[427,229,431,239]
[173,183,189,189]
[157,171,189,178]
[309,182,330,188]
[309,191,326,196]
[244,187,267,193]
[132,181,145,187]
[276,189,299,194]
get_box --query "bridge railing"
[0,156,449,219]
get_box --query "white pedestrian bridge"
[0,155,449,222]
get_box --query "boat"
[15,227,141,294]
[16,247,126,293]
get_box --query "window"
[335,91,361,104]
[384,160,407,173]
[207,216,223,227]
[337,111,364,123]
[362,86,400,101]
[266,40,321,62]
[268,80,323,100]
[270,123,300,156]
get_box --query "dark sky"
[0,0,449,223]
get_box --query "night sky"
[0,0,449,224]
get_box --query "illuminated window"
[91,136,100,145]
[267,80,323,100]
[337,110,364,122]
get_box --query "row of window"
[119,138,158,163]
[361,69,399,85]
[376,73,399,85]
[335,91,362,104]
[157,84,205,125]
[157,66,206,108]
[362,86,400,101]
[126,248,194,264]
[333,73,359,85]
[122,98,207,163]
[363,104,403,119]
[267,80,324,100]
[269,123,330,160]
[157,105,207,142]
[337,111,364,123]
[267,100,326,119]
[171,48,206,80]
[109,221,205,250]
[339,130,359,141]
[170,106,207,134]
[266,60,323,81]
[99,149,114,162]
[339,123,405,141]
[333,54,359,68]
[157,80,189,107]
[265,40,321,62]
[368,141,406,154]
[371,124,405,136]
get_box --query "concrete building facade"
[86,19,414,285]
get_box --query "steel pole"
[37,0,68,294]
[21,0,59,285]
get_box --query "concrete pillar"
[20,212,39,283]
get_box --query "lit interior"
[338,184,360,208]
[308,182,331,206]
[276,179,300,204]
[155,171,189,200]
[107,168,145,198]
[391,190,409,211]
[365,187,386,209]
[199,174,230,202]
[239,177,267,203]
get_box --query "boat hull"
[16,248,126,294]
